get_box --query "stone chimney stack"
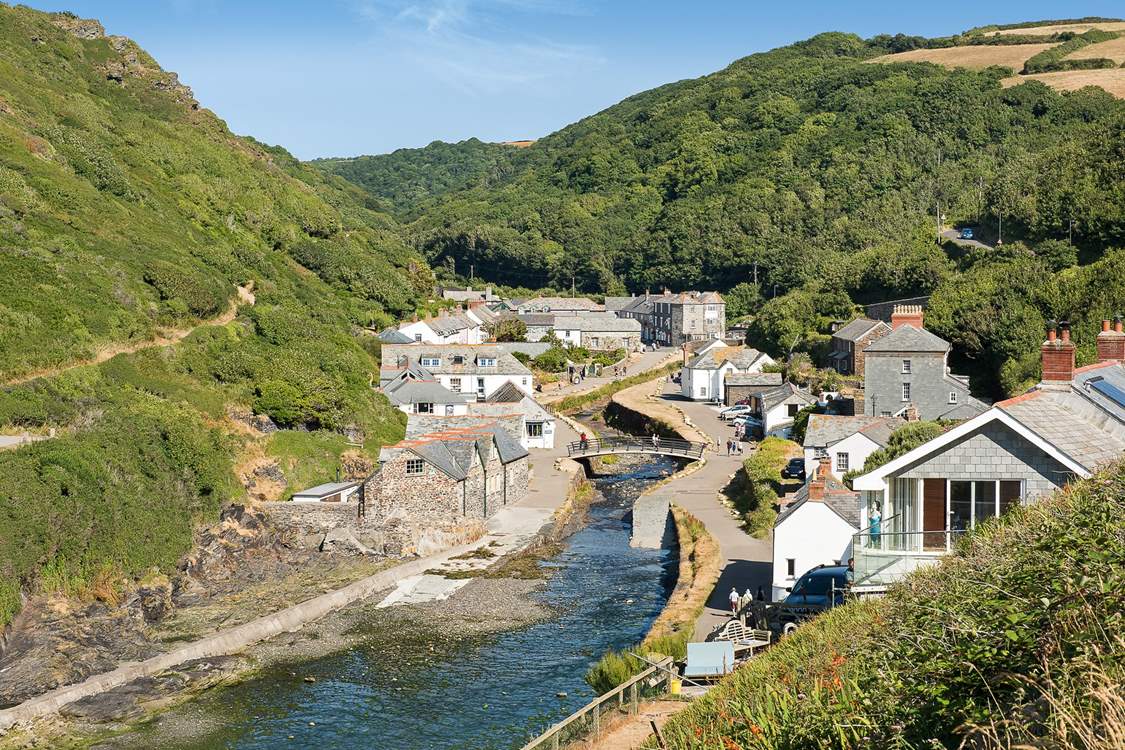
[904,404,920,422]
[809,457,831,500]
[1096,316,1125,362]
[1041,320,1076,383]
[891,304,924,331]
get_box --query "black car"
[781,457,806,480]
[770,564,850,634]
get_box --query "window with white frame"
[413,333,422,342]
[836,452,849,472]
[405,459,424,475]
[902,359,911,374]
[445,404,455,416]
[526,422,544,438]
[814,447,829,459]
[449,377,461,392]
[477,357,496,367]
[949,391,958,404]
[416,402,433,414]
[420,357,441,367]
[452,355,465,365]
[902,382,911,401]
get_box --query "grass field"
[1002,68,1125,97]
[871,43,1059,71]
[988,20,1125,36]
[1067,34,1125,63]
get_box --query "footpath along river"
[105,454,681,750]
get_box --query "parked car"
[732,414,763,428]
[959,227,974,240]
[770,564,850,635]
[719,404,754,420]
[781,457,806,480]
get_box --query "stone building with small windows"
[364,416,529,540]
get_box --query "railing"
[519,656,674,750]
[852,528,965,587]
[567,436,706,459]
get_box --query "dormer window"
[452,355,465,365]
[420,357,441,367]
[478,357,497,367]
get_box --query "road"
[537,347,680,404]
[940,228,993,251]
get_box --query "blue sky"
[22,1,1125,158]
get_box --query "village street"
[537,347,681,404]
[614,377,772,640]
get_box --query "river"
[112,454,680,750]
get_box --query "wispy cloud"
[347,0,602,95]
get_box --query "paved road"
[641,382,773,641]
[940,228,993,251]
[538,348,680,404]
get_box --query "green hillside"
[654,459,1125,750]
[0,7,421,625]
[325,27,1125,396]
[313,138,515,215]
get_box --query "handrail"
[857,512,900,535]
[519,656,674,750]
[566,436,706,459]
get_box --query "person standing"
[869,505,882,546]
[579,432,589,451]
[652,433,660,450]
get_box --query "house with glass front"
[850,321,1125,591]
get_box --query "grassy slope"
[0,8,417,625]
[655,461,1125,749]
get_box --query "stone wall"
[505,457,530,507]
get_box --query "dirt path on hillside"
[3,284,255,387]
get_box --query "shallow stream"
[118,455,679,749]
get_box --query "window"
[476,378,486,400]
[413,333,422,342]
[478,357,496,367]
[522,377,528,386]
[902,382,911,401]
[949,391,958,404]
[445,404,455,416]
[449,377,461,392]
[879,410,892,417]
[814,447,828,459]
[787,403,800,417]
[420,357,441,368]
[700,386,707,398]
[405,459,424,475]
[452,355,465,365]
[416,402,433,414]
[902,359,911,374]
[526,422,544,438]
[786,558,796,578]
[836,452,849,472]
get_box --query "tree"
[860,422,946,474]
[490,318,527,342]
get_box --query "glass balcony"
[852,528,965,588]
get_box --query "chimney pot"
[891,304,924,331]
[1116,315,1123,334]
[1060,321,1071,343]
[1042,320,1075,382]
[1103,319,1111,333]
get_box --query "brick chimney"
[891,304,924,331]
[808,457,831,500]
[904,404,920,422]
[1096,316,1125,363]
[1041,320,1076,383]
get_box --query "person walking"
[579,432,589,451]
[652,433,660,450]
[728,586,740,617]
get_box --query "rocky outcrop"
[49,13,104,39]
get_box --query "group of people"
[729,585,766,615]
[612,364,628,377]
[725,437,744,455]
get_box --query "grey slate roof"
[938,402,989,421]
[760,383,815,412]
[726,372,783,388]
[493,342,552,358]
[486,381,526,403]
[387,415,529,479]
[804,415,903,448]
[292,481,360,498]
[379,344,532,382]
[775,474,860,528]
[832,318,889,342]
[687,346,766,371]
[518,297,605,313]
[427,313,480,337]
[553,314,642,333]
[864,325,950,353]
[604,296,635,312]
[515,313,556,327]
[378,328,415,344]
[382,379,473,406]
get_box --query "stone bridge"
[566,436,706,461]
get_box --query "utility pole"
[934,147,942,244]
[1068,217,1075,245]
[571,274,575,296]
[977,175,984,227]
[752,261,758,285]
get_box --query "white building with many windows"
[380,344,534,402]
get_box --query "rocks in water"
[303,676,316,683]
[557,691,567,698]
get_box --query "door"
[922,479,946,550]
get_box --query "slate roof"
[804,415,903,448]
[687,346,767,371]
[379,344,532,382]
[382,378,473,406]
[553,314,642,333]
[938,402,989,421]
[426,313,480,337]
[486,381,526,403]
[726,372,784,388]
[385,416,529,479]
[775,474,860,528]
[864,325,950,353]
[604,296,635,312]
[619,296,655,315]
[518,297,605,313]
[515,313,556,327]
[441,287,495,302]
[759,383,815,412]
[378,328,415,344]
[832,318,889,342]
[292,481,360,498]
[493,341,552,358]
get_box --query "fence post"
[631,682,638,715]
[551,732,559,750]
[593,702,600,738]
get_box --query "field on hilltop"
[988,20,1125,36]
[1068,34,1125,63]
[1004,67,1125,97]
[870,42,1058,70]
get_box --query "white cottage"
[467,382,557,450]
[802,415,904,479]
[771,458,859,601]
[680,343,774,401]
